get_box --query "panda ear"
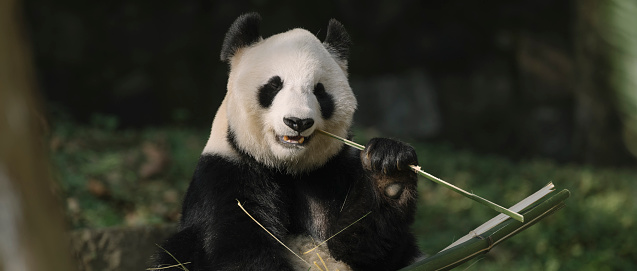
[220,12,262,62]
[323,19,352,65]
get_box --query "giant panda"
[153,12,422,271]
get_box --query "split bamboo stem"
[399,189,570,271]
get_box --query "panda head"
[207,13,357,173]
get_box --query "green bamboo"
[316,129,525,222]
[399,189,571,271]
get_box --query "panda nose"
[283,117,314,132]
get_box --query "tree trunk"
[0,0,76,270]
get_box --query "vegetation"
[408,143,636,270]
[50,119,637,270]
[50,116,207,228]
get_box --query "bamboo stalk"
[398,189,570,271]
[441,182,555,252]
[316,129,524,222]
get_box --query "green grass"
[409,143,637,270]
[50,120,637,270]
[50,117,207,228]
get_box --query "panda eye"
[258,76,283,108]
[313,83,335,119]
[313,83,326,95]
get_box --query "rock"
[69,224,177,271]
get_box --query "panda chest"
[304,197,330,240]
[288,176,349,240]
[285,193,354,271]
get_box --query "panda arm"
[327,139,421,270]
[156,155,296,271]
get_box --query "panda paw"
[361,138,418,199]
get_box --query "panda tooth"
[283,136,290,142]
[298,137,305,144]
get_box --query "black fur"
[257,76,283,108]
[226,129,253,162]
[323,19,352,62]
[220,12,262,62]
[153,138,421,271]
[153,13,421,271]
[313,83,335,119]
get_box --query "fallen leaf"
[86,178,109,198]
[139,141,170,179]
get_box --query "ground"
[50,117,637,270]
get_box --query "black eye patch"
[258,76,283,108]
[313,83,335,119]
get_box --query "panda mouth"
[278,135,309,146]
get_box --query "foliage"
[409,143,637,270]
[49,116,207,228]
[50,121,637,270]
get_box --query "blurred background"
[25,0,637,165]
[2,0,636,270]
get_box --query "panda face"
[257,76,334,146]
[225,29,357,172]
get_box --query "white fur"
[203,28,357,173]
[285,235,353,271]
[202,97,240,160]
[202,27,357,269]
